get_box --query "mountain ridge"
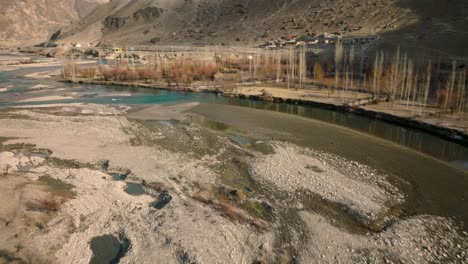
[0,0,109,46]
[51,0,468,57]
[1,0,467,57]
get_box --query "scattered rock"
[102,160,109,171]
[152,191,172,209]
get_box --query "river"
[0,57,467,262]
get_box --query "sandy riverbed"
[251,142,404,226]
[24,69,62,79]
[0,59,95,72]
[0,103,273,263]
[19,95,74,103]
[0,102,466,263]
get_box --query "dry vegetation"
[29,194,68,212]
[63,58,219,87]
[38,194,67,211]
[317,42,468,117]
[192,187,268,231]
[63,46,468,119]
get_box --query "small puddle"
[227,134,250,145]
[89,235,130,264]
[124,183,145,196]
[109,172,129,181]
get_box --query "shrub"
[218,198,245,221]
[136,68,161,81]
[35,194,67,212]
[62,62,78,80]
[257,63,278,81]
[101,67,139,82]
[78,66,98,79]
[313,62,325,81]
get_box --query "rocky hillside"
[51,0,468,56]
[2,0,467,56]
[0,0,109,46]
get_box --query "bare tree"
[298,46,307,87]
[349,46,355,95]
[399,53,408,102]
[457,69,467,117]
[444,61,457,113]
[405,59,414,109]
[313,61,325,82]
[333,39,344,96]
[372,52,379,95]
[287,47,294,89]
[411,72,419,116]
[422,62,432,114]
[389,47,401,108]
[276,50,282,83]
[372,50,385,101]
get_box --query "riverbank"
[0,102,466,263]
[67,78,468,146]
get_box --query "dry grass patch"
[192,187,269,231]
[38,194,67,211]
[28,193,68,212]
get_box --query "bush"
[257,63,278,81]
[136,68,162,81]
[78,66,98,79]
[102,67,139,82]
[62,62,78,80]
[33,194,67,212]
[313,62,325,81]
[95,59,220,85]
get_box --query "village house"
[257,33,380,50]
[340,35,380,45]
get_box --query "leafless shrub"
[217,196,245,222]
[136,68,162,82]
[30,194,67,212]
[78,66,99,79]
[192,190,267,231]
[41,194,67,211]
[101,66,139,82]
[62,62,78,81]
[313,62,325,82]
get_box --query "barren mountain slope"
[0,0,109,46]
[75,0,111,18]
[53,0,468,56]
